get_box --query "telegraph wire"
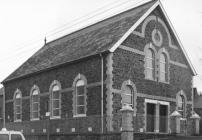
[9,0,133,52]
[44,0,132,36]
[0,0,149,62]
[45,0,148,39]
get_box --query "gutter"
[2,51,109,84]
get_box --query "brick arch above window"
[13,88,22,99]
[49,80,62,92]
[133,15,178,50]
[121,79,137,116]
[30,85,40,95]
[72,73,87,117]
[144,43,157,81]
[72,73,87,87]
[157,48,170,83]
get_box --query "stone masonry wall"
[4,55,108,134]
[112,9,193,133]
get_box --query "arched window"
[50,81,61,118]
[121,80,137,115]
[14,90,22,121]
[30,86,39,120]
[75,79,86,116]
[145,48,155,80]
[177,95,185,117]
[122,85,133,107]
[159,53,168,82]
[73,74,87,117]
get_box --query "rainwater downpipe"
[3,87,5,128]
[100,53,104,133]
[191,77,194,114]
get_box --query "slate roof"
[3,1,156,82]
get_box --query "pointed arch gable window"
[30,86,40,120]
[145,48,155,80]
[14,90,22,122]
[159,53,168,82]
[73,74,87,117]
[50,80,61,119]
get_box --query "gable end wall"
[111,9,193,133]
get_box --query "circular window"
[152,29,163,47]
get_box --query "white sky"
[0,0,202,91]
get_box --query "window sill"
[145,78,156,82]
[145,131,169,134]
[73,114,86,118]
[158,80,169,84]
[31,118,40,121]
[50,116,61,120]
[14,120,22,122]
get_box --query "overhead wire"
[8,0,132,53]
[45,0,148,39]
[0,0,149,63]
[1,0,137,61]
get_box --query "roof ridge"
[2,0,157,83]
[45,0,154,46]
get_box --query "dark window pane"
[16,106,21,113]
[32,112,39,119]
[146,103,155,132]
[77,86,84,95]
[159,105,168,133]
[77,96,84,105]
[32,95,38,102]
[16,114,21,120]
[53,109,60,116]
[77,106,85,114]
[53,91,60,99]
[33,103,38,111]
[15,99,21,105]
[53,100,59,108]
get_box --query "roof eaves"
[158,1,197,75]
[2,51,109,84]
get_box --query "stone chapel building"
[1,0,199,139]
